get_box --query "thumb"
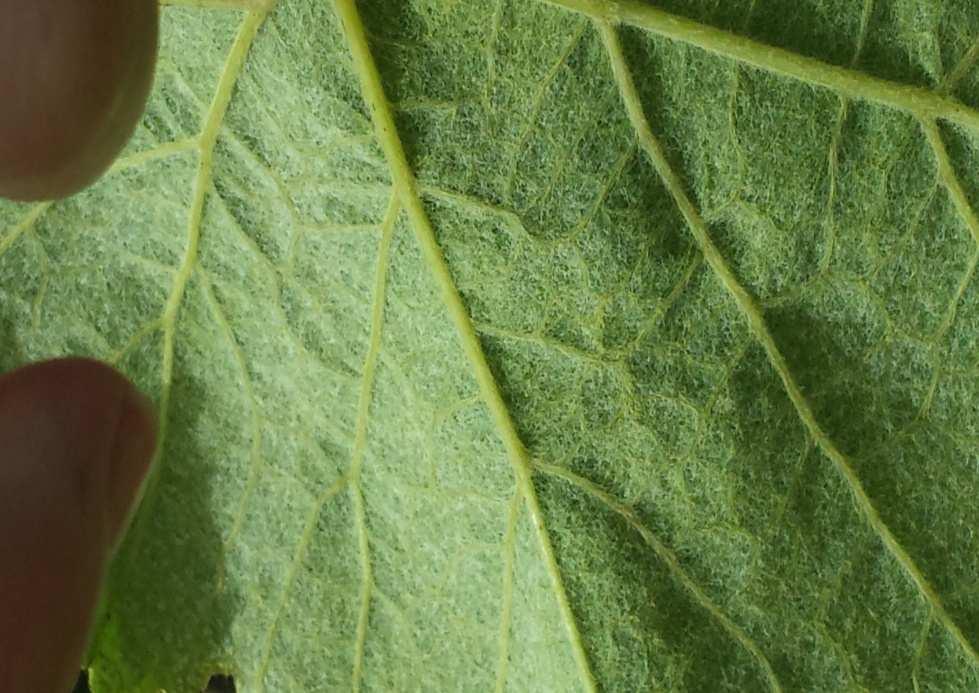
[0,358,156,693]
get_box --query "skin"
[0,0,159,201]
[0,2,161,691]
[0,360,157,693]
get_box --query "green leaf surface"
[2,0,979,690]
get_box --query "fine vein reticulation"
[10,0,972,689]
[332,1,600,690]
[547,0,979,132]
[594,15,979,668]
[126,7,273,563]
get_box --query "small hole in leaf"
[72,670,91,693]
[205,673,236,693]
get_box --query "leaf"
[1,0,978,690]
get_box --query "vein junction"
[593,13,979,669]
[20,0,975,688]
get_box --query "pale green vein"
[483,0,505,108]
[922,121,979,247]
[198,272,264,555]
[433,394,482,425]
[350,453,373,693]
[133,7,269,549]
[0,203,51,260]
[504,17,590,200]
[202,264,363,391]
[108,319,164,367]
[853,0,875,63]
[534,460,782,693]
[598,19,979,667]
[159,7,267,429]
[421,185,531,241]
[333,2,598,690]
[626,251,701,355]
[910,615,934,693]
[568,143,635,242]
[818,100,846,277]
[544,0,979,135]
[29,262,49,332]
[108,138,199,175]
[918,121,979,420]
[921,121,979,339]
[944,35,979,93]
[216,126,306,244]
[350,192,400,693]
[253,475,349,689]
[234,186,398,690]
[818,0,873,277]
[495,491,522,693]
[476,321,610,368]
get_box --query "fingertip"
[0,0,160,201]
[0,357,157,541]
[0,358,157,692]
[107,382,158,545]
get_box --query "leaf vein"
[545,0,979,134]
[503,17,590,200]
[495,492,522,693]
[944,34,979,93]
[917,120,979,421]
[333,1,599,689]
[349,193,400,692]
[598,17,979,669]
[534,459,783,693]
[127,4,270,581]
[253,475,350,689]
[108,138,199,175]
[160,0,273,11]
[0,203,52,261]
[198,273,265,554]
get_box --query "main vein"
[545,0,979,134]
[597,19,979,668]
[332,1,598,690]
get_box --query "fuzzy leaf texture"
[1,0,978,690]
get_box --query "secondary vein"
[598,17,979,670]
[545,0,979,134]
[129,5,271,567]
[535,459,782,693]
[350,192,400,693]
[495,492,522,693]
[0,203,52,260]
[332,1,599,690]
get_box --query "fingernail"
[106,387,157,543]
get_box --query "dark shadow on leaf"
[533,470,772,691]
[87,341,240,692]
[0,313,26,375]
[724,308,979,687]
